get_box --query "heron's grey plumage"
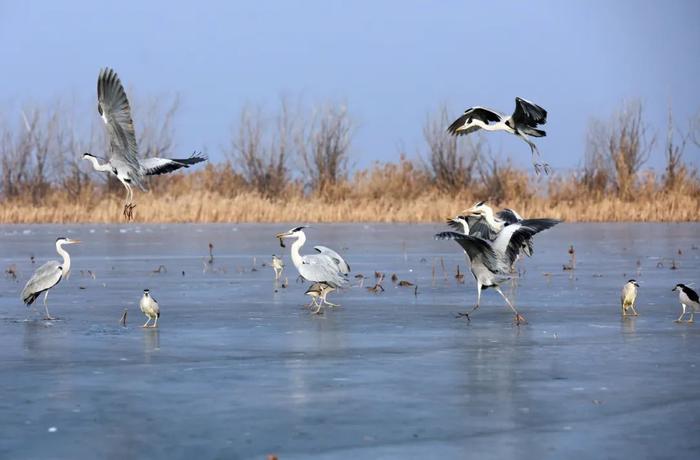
[21,261,63,305]
[85,67,207,219]
[313,245,351,274]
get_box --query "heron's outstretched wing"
[495,219,561,266]
[299,254,347,287]
[98,68,140,171]
[464,215,498,240]
[20,260,63,305]
[434,231,499,272]
[313,245,350,274]
[141,152,208,176]
[447,107,503,136]
[512,97,547,127]
[495,208,523,224]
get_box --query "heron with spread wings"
[447,97,549,174]
[436,216,560,324]
[83,68,207,220]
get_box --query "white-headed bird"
[139,289,160,328]
[672,284,699,323]
[621,279,640,317]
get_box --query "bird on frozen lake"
[139,289,161,328]
[271,255,285,281]
[275,226,349,313]
[672,284,699,323]
[305,282,337,314]
[447,97,550,174]
[436,216,560,324]
[621,280,640,317]
[20,237,80,320]
[83,67,207,220]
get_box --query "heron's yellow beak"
[68,239,81,244]
[275,232,287,239]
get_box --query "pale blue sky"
[1,0,698,172]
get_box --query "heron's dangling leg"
[122,182,136,220]
[43,290,55,320]
[494,286,526,324]
[519,133,549,175]
[675,304,687,323]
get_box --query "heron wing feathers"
[98,68,140,172]
[447,107,502,136]
[21,260,63,305]
[313,246,350,274]
[513,97,547,127]
[300,254,347,287]
[141,152,207,176]
[434,231,499,272]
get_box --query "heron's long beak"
[275,232,289,239]
[67,239,81,244]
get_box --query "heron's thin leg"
[632,305,640,316]
[43,290,55,320]
[471,282,482,312]
[675,304,686,323]
[321,290,339,307]
[495,286,526,324]
[152,316,158,328]
[688,309,694,323]
[142,317,151,328]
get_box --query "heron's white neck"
[290,231,306,269]
[84,155,112,172]
[481,207,505,232]
[56,240,72,277]
[471,118,513,135]
[456,219,470,235]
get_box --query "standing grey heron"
[621,280,640,317]
[139,289,161,328]
[672,284,699,323]
[83,67,207,220]
[436,217,560,324]
[275,226,348,312]
[447,97,549,174]
[20,237,80,320]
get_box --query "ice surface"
[0,223,698,459]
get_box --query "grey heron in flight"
[139,289,160,328]
[83,67,207,220]
[275,226,349,312]
[447,97,549,174]
[463,201,541,258]
[436,217,560,324]
[20,237,80,320]
[672,284,699,323]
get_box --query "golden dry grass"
[2,188,698,223]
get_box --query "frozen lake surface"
[1,223,699,459]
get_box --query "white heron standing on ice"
[275,226,349,312]
[447,97,549,174]
[83,67,207,220]
[20,237,81,320]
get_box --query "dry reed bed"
[1,190,698,224]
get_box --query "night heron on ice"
[672,284,699,323]
[139,289,160,328]
[621,280,640,317]
[447,97,549,173]
[20,237,80,320]
[83,67,207,220]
